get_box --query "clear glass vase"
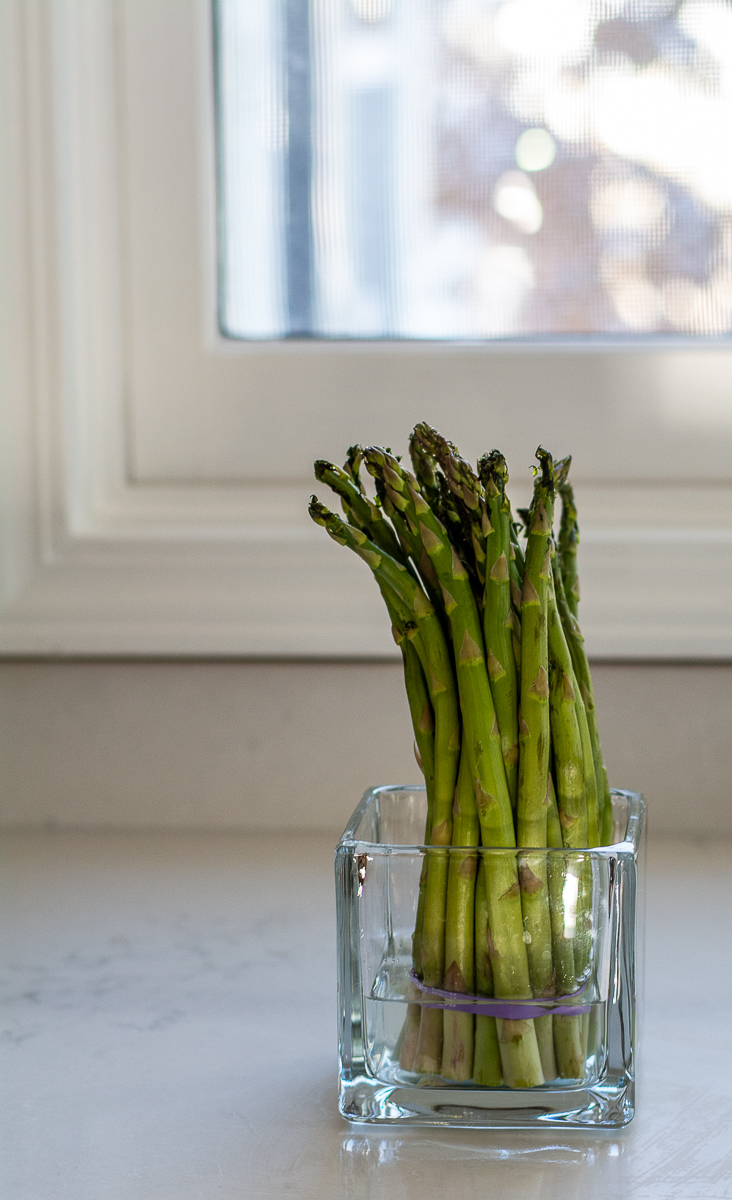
[336,786,645,1129]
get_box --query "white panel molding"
[2,0,732,657]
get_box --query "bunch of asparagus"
[310,425,612,1089]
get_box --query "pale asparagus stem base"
[441,842,478,1080]
[473,1017,503,1086]
[519,853,557,1082]
[470,1017,504,1094]
[496,1018,545,1089]
[483,856,544,1088]
[441,1009,475,1083]
[473,852,504,1086]
[553,1014,586,1079]
[534,1016,557,1081]
[399,995,423,1072]
[413,1005,444,1076]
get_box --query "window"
[3,0,732,658]
[217,0,732,340]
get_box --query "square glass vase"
[336,785,645,1129]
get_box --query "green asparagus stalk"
[362,446,544,1088]
[408,430,442,512]
[546,549,597,1077]
[392,622,434,1071]
[547,577,588,851]
[441,749,479,1080]
[516,451,556,847]
[368,465,448,626]
[479,451,520,807]
[412,427,520,801]
[557,476,580,620]
[314,459,407,565]
[473,858,504,1086]
[546,598,590,1077]
[308,497,460,968]
[412,424,489,589]
[554,559,613,844]
[408,432,484,1080]
[397,624,436,824]
[546,774,586,1076]
[409,426,486,600]
[515,448,560,1081]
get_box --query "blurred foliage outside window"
[216,0,732,339]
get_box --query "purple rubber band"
[408,970,592,1019]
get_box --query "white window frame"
[2,0,732,659]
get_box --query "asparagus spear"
[308,497,461,1072]
[515,447,560,1081]
[478,451,520,807]
[412,427,520,800]
[546,596,590,1078]
[363,444,480,1076]
[314,459,407,565]
[367,461,448,625]
[409,424,486,605]
[557,476,580,620]
[545,773,587,1076]
[392,622,435,1071]
[363,445,544,1088]
[547,575,588,850]
[554,560,613,844]
[473,858,504,1086]
[412,424,489,588]
[546,553,598,1077]
[408,430,441,512]
[441,750,479,1081]
[362,447,511,838]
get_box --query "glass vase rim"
[337,784,645,857]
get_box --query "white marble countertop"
[2,828,731,1199]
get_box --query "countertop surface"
[2,828,731,1199]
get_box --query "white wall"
[1,660,729,836]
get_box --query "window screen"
[215,0,732,339]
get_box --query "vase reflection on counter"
[337,785,644,1129]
